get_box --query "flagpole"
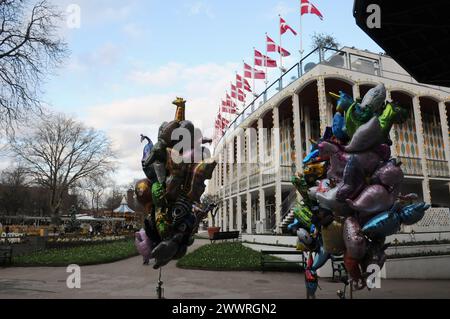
[279,14,283,77]
[300,2,304,60]
[250,53,256,98]
[264,33,269,90]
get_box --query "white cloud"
[186,1,215,19]
[82,61,237,183]
[270,1,296,18]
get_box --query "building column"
[236,132,244,231]
[292,93,303,171]
[352,83,360,100]
[223,199,228,231]
[218,152,223,229]
[246,192,252,234]
[304,104,312,153]
[273,106,282,234]
[317,76,329,134]
[229,197,234,231]
[237,195,242,232]
[259,188,266,234]
[438,101,450,178]
[413,96,431,204]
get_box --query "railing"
[413,208,450,232]
[427,159,450,178]
[398,157,423,176]
[217,46,384,149]
[249,173,259,190]
[215,45,446,153]
[270,189,298,231]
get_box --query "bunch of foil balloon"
[134,98,217,269]
[288,84,430,295]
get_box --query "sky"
[9,0,384,185]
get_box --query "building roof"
[353,0,450,87]
[113,196,135,214]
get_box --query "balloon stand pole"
[156,268,165,299]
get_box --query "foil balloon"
[378,102,409,136]
[343,217,366,260]
[332,113,348,141]
[303,149,320,164]
[322,220,345,255]
[399,203,430,225]
[371,159,404,191]
[305,254,319,298]
[346,184,396,217]
[337,155,366,202]
[297,228,314,248]
[344,252,363,281]
[311,239,331,271]
[362,210,402,239]
[359,84,386,114]
[345,117,384,153]
[318,141,349,181]
[135,229,153,264]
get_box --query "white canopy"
[113,196,135,214]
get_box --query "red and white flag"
[231,84,238,99]
[244,63,266,80]
[266,35,277,53]
[236,74,252,92]
[254,49,277,68]
[266,35,291,57]
[222,105,237,114]
[237,88,245,102]
[301,0,324,20]
[280,16,297,36]
[226,93,236,107]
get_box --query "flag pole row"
[214,0,323,143]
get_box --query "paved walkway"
[1,239,450,299]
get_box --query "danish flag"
[301,0,324,20]
[222,104,237,114]
[226,93,236,107]
[254,49,277,68]
[244,63,266,80]
[280,16,297,36]
[266,35,291,57]
[236,74,252,92]
[231,84,238,99]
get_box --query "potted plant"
[201,194,221,239]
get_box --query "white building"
[207,46,450,235]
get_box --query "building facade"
[207,46,450,235]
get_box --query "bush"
[177,242,292,271]
[12,239,138,267]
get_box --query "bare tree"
[0,0,68,133]
[83,174,109,214]
[9,113,115,221]
[0,165,29,215]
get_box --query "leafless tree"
[0,0,68,134]
[0,164,29,215]
[9,113,116,221]
[83,174,109,214]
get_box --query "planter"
[208,227,221,239]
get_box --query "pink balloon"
[135,229,153,262]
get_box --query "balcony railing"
[217,46,386,149]
[427,159,450,178]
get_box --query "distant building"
[207,46,450,235]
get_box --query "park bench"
[210,231,240,243]
[0,246,12,266]
[261,250,306,272]
[331,255,347,282]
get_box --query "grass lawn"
[177,242,303,272]
[12,240,138,267]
